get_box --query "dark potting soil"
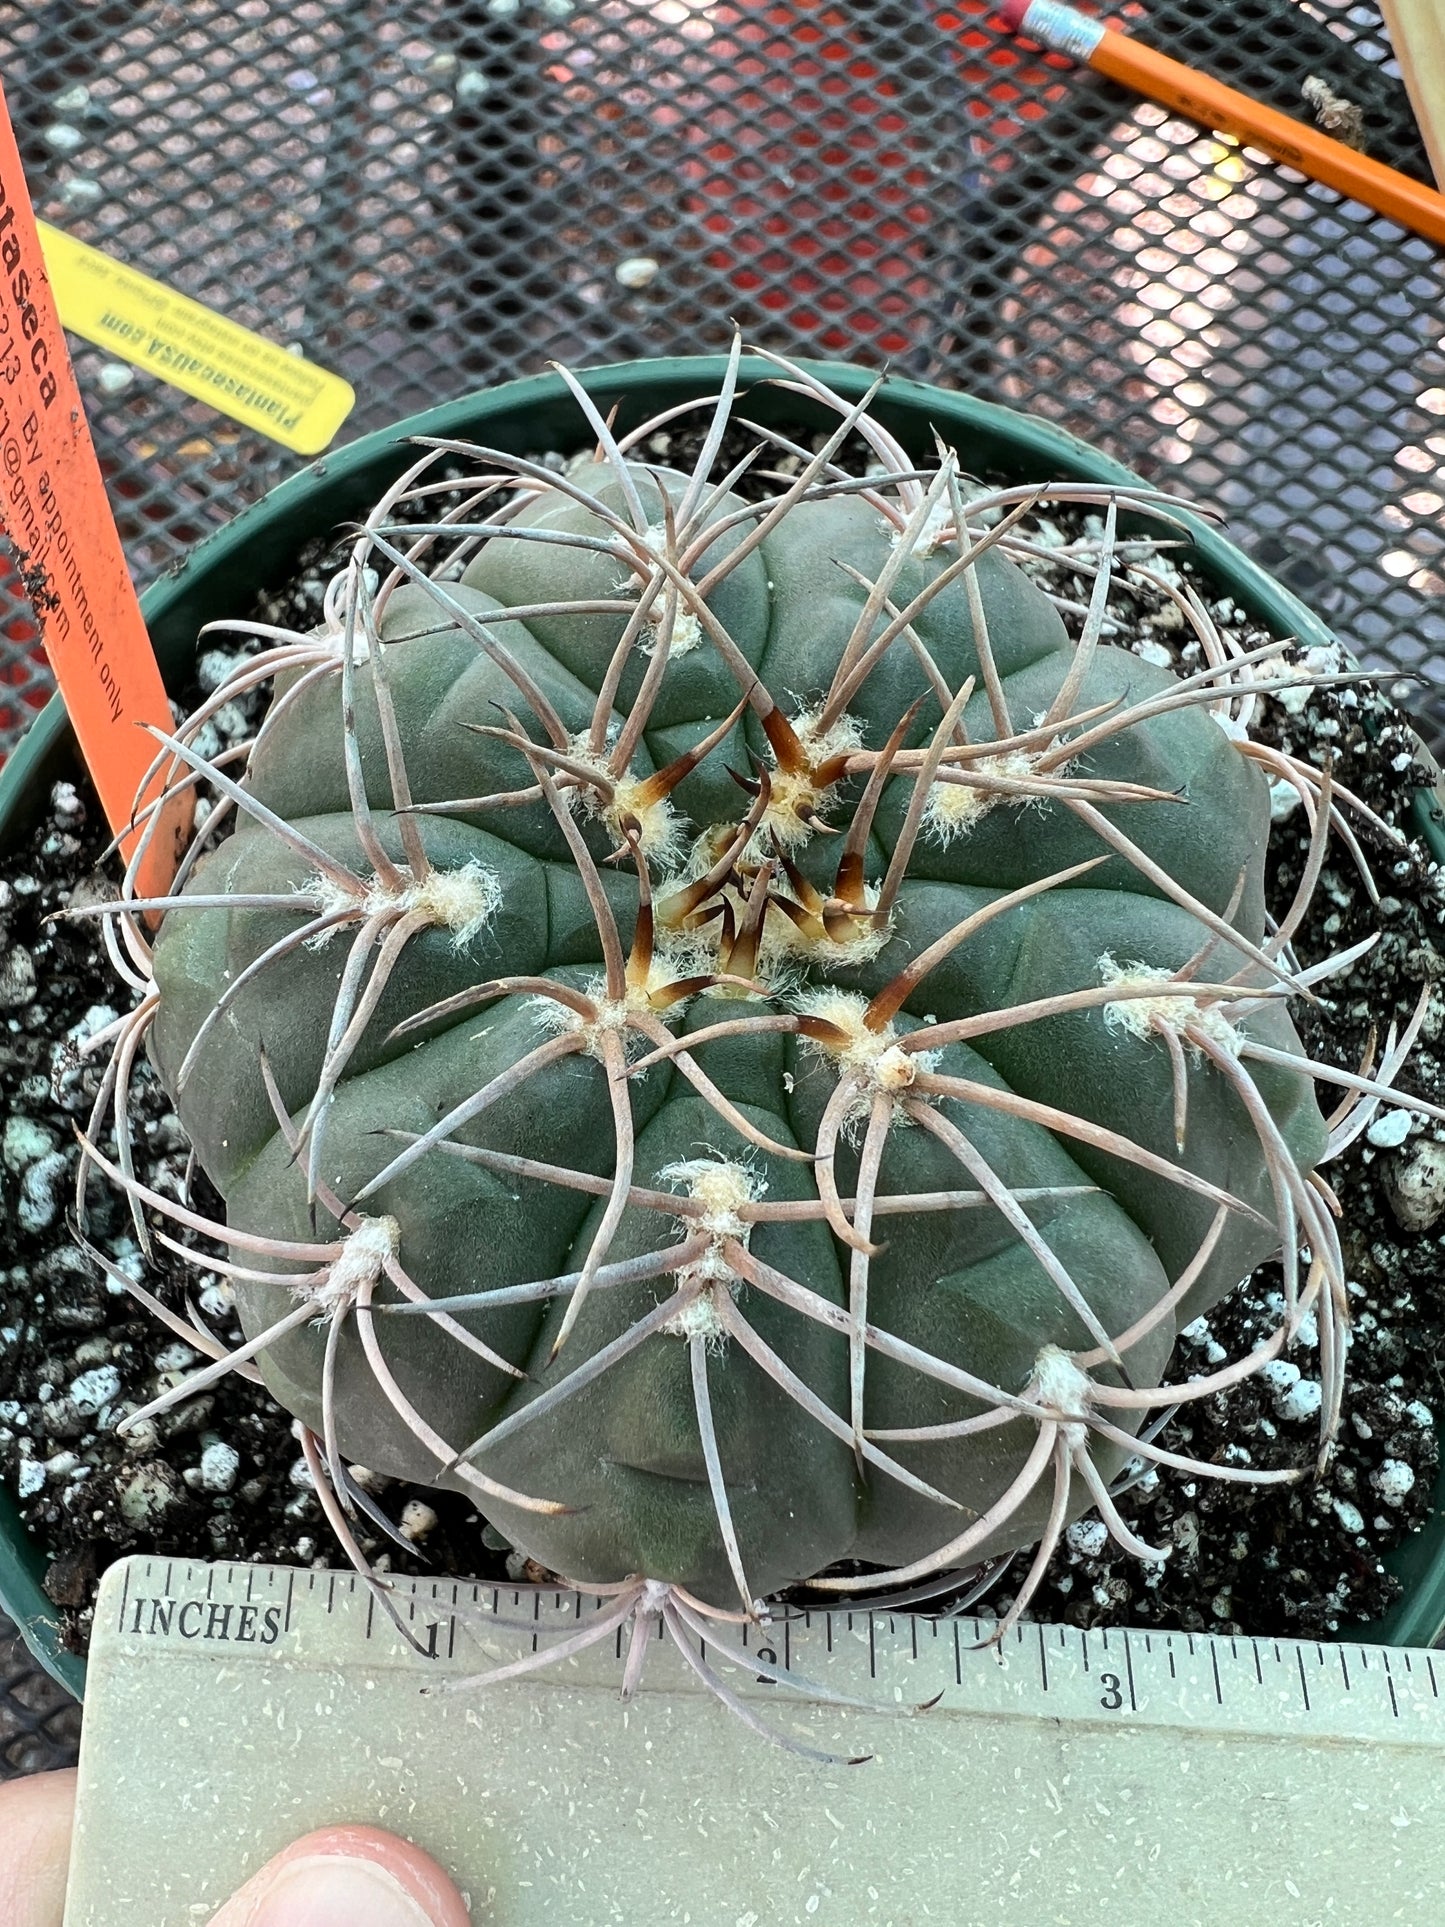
[1,448,1442,1662]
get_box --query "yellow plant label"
[37,221,354,456]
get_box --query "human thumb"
[206,1823,473,1926]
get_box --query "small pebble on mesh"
[0,943,37,1009]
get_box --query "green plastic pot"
[3,356,1443,1699]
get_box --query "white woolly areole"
[783,922,891,970]
[1026,1344,1093,1450]
[311,860,501,949]
[562,731,684,865]
[664,1293,727,1343]
[924,748,1051,844]
[774,881,892,971]
[630,523,702,656]
[403,862,503,945]
[529,964,697,1058]
[657,1158,762,1335]
[658,1156,765,1243]
[659,837,889,984]
[646,903,743,987]
[889,494,957,558]
[310,1214,400,1313]
[1098,953,1241,1056]
[314,577,373,661]
[610,783,685,867]
[753,708,863,853]
[792,989,938,1121]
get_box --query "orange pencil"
[998,0,1445,249]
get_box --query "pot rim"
[3,354,1442,1698]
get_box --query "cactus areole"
[94,350,1427,1642]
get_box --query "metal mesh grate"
[1,0,1442,1769]
[0,1609,81,1777]
[1,0,1442,755]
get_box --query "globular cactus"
[82,348,1437,1700]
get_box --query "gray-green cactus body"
[148,438,1327,1607]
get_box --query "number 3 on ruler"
[1099,1673,1124,1710]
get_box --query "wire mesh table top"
[2,0,1444,755]
[1,0,1442,1771]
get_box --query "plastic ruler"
[64,1554,1445,1927]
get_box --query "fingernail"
[248,1854,445,1927]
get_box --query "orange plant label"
[0,80,188,897]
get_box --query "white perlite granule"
[1371,1459,1417,1507]
[197,1441,241,1493]
[69,1366,121,1416]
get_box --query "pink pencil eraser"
[998,0,1033,29]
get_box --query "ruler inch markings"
[68,1555,1445,1927]
[84,1556,1445,1750]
